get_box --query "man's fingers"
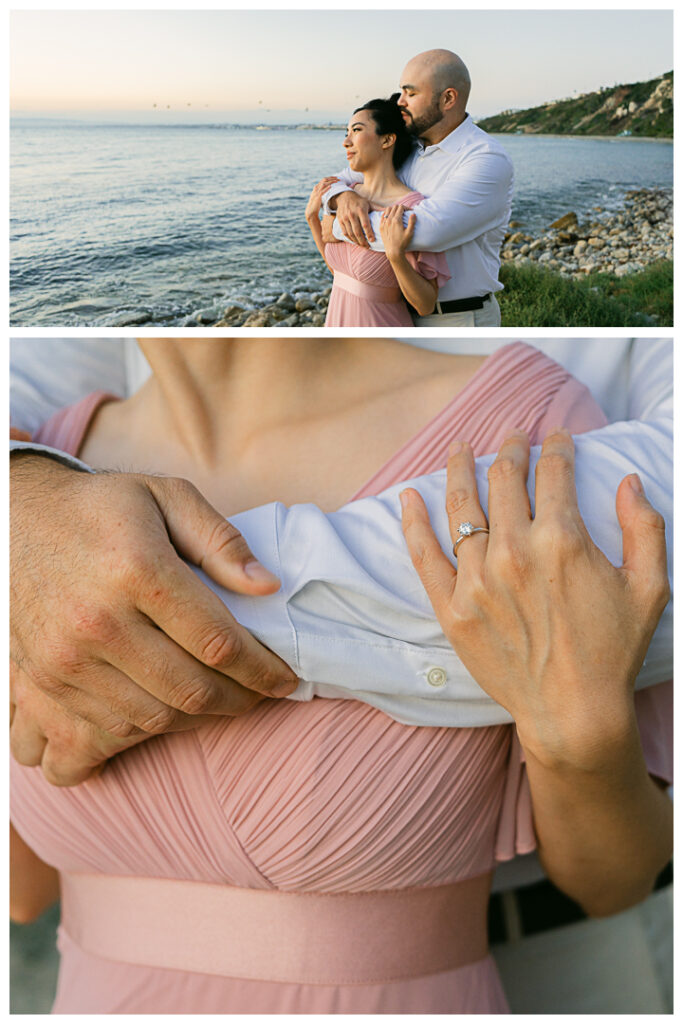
[10,704,48,767]
[24,656,186,738]
[106,616,271,718]
[349,212,370,247]
[361,211,375,243]
[147,476,281,595]
[616,474,670,611]
[400,488,457,613]
[486,431,531,541]
[533,429,579,524]
[135,562,298,697]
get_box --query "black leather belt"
[435,293,491,314]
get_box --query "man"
[324,49,514,326]
[9,336,673,1013]
[10,337,672,771]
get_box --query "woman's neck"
[357,162,409,204]
[131,337,406,469]
[80,338,487,514]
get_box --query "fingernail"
[448,441,463,456]
[629,474,644,496]
[244,560,280,586]
[272,678,298,698]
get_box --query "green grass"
[498,260,673,327]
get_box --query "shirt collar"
[417,113,473,156]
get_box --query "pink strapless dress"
[12,343,672,1014]
[324,190,450,327]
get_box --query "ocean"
[10,120,673,327]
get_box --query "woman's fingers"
[400,488,457,613]
[445,442,489,569]
[533,429,579,525]
[486,431,532,542]
[615,474,670,612]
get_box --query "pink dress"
[324,190,450,327]
[11,343,672,1014]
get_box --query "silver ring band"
[453,522,489,555]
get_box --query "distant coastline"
[476,71,672,139]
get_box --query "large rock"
[549,212,578,231]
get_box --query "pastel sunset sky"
[10,9,672,122]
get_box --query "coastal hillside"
[476,72,672,137]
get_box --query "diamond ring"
[453,521,490,555]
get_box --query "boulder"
[548,212,578,231]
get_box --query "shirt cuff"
[322,180,352,217]
[10,440,95,473]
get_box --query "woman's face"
[343,109,392,172]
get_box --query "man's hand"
[400,429,670,771]
[332,190,375,247]
[10,454,299,785]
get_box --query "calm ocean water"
[10,120,673,326]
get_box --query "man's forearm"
[322,170,361,214]
[334,152,513,253]
[208,417,673,726]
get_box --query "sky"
[10,9,673,122]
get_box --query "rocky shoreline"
[212,288,331,328]
[501,187,672,279]
[182,187,671,328]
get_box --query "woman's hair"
[353,93,413,170]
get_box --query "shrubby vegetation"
[498,260,673,327]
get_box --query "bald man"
[324,49,514,327]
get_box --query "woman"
[306,97,450,327]
[10,338,672,1013]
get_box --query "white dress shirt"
[10,338,673,728]
[325,115,514,301]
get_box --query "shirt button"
[427,667,447,688]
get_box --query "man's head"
[398,49,471,145]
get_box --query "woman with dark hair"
[306,96,450,326]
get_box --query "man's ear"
[441,88,458,112]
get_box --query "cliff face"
[477,72,672,137]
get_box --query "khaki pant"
[415,294,501,328]
[492,885,672,1014]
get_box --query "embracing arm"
[10,823,60,923]
[401,431,672,916]
[379,206,438,316]
[10,343,673,736]
[305,177,340,272]
[333,150,513,253]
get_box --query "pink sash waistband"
[333,271,403,304]
[60,872,490,985]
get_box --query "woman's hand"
[379,204,416,262]
[400,429,670,771]
[305,177,339,222]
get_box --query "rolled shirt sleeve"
[217,416,672,727]
[10,339,672,728]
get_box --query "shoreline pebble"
[112,187,670,329]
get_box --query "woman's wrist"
[515,696,640,774]
[385,249,408,267]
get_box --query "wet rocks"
[211,287,332,327]
[500,188,672,279]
